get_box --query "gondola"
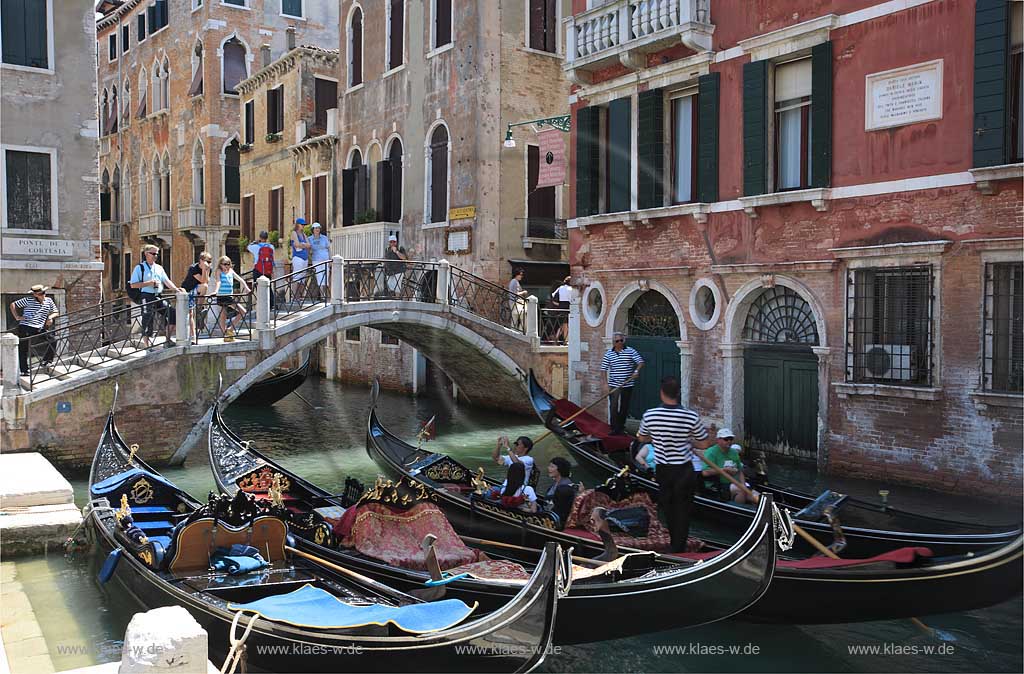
[87,396,561,673]
[527,371,1022,558]
[367,400,1024,623]
[208,403,778,644]
[235,352,311,406]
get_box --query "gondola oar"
[289,390,322,410]
[532,383,626,446]
[457,534,606,568]
[284,545,441,602]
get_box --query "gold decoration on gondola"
[313,523,330,545]
[138,548,154,565]
[127,443,139,466]
[472,499,557,530]
[422,456,467,483]
[130,478,154,504]
[238,466,290,493]
[268,473,285,508]
[357,476,434,509]
[471,467,487,495]
[115,494,131,522]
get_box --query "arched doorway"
[741,285,820,459]
[625,290,682,417]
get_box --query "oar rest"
[794,490,848,521]
[166,516,288,574]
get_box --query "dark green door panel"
[745,349,818,457]
[625,337,680,419]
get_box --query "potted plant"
[268,230,281,247]
[265,132,282,143]
[354,208,378,225]
[239,143,253,153]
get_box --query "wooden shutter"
[810,41,832,188]
[137,13,146,41]
[974,0,1010,167]
[147,5,156,32]
[157,0,167,29]
[353,11,363,86]
[529,0,545,50]
[276,86,285,135]
[637,88,664,210]
[544,0,556,53]
[314,175,328,225]
[430,134,448,223]
[100,191,111,222]
[435,0,452,48]
[244,101,254,144]
[389,0,404,68]
[24,0,47,68]
[266,88,278,134]
[136,88,147,118]
[527,146,556,229]
[5,151,51,230]
[390,155,403,221]
[341,169,356,226]
[241,195,254,239]
[302,178,312,221]
[122,25,129,53]
[743,59,769,196]
[376,160,393,222]
[1,0,26,67]
[354,165,369,217]
[607,96,631,213]
[697,72,720,203]
[575,106,600,217]
[268,189,278,233]
[314,79,336,132]
[188,62,203,96]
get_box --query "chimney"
[286,26,296,51]
[261,45,272,68]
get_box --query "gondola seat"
[551,400,633,453]
[563,488,674,552]
[166,516,288,574]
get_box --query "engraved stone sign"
[865,60,943,131]
[2,237,74,257]
[225,356,247,370]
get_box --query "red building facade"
[565,0,1022,495]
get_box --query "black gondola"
[366,399,1024,624]
[234,352,311,406]
[208,403,778,644]
[87,397,561,673]
[527,371,1021,558]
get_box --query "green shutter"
[811,41,832,188]
[575,106,600,217]
[743,59,769,196]
[697,72,720,203]
[607,96,632,213]
[1,0,27,66]
[974,0,1010,167]
[637,89,664,210]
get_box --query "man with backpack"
[129,244,181,349]
[248,231,276,309]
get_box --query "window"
[426,124,449,223]
[241,194,254,240]
[136,68,148,117]
[159,154,170,211]
[313,174,328,225]
[158,59,170,111]
[148,0,168,33]
[111,250,122,290]
[983,262,1023,392]
[345,327,360,342]
[223,0,246,6]
[266,86,284,134]
[244,100,255,145]
[347,7,363,88]
[189,42,204,97]
[847,266,934,386]
[342,151,367,226]
[137,12,145,41]
[3,148,55,231]
[381,332,399,346]
[2,0,49,69]
[108,34,117,62]
[224,140,240,204]
[139,165,148,215]
[122,162,131,221]
[222,38,247,94]
[774,58,812,191]
[282,0,302,19]
[268,187,283,234]
[121,25,130,54]
[670,92,698,203]
[123,252,132,290]
[191,142,205,205]
[379,138,403,222]
[432,0,452,50]
[526,145,556,237]
[528,0,556,53]
[122,78,131,129]
[192,0,203,9]
[313,78,337,134]
[300,177,311,221]
[100,169,111,221]
[1010,2,1023,163]
[387,0,404,70]
[576,98,632,214]
[108,86,119,134]
[100,88,109,136]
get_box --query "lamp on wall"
[503,127,516,148]
[501,115,572,149]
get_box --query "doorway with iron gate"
[741,285,820,462]
[624,290,682,419]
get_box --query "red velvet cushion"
[552,400,634,453]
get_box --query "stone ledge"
[970,390,1024,410]
[0,502,82,557]
[738,188,830,218]
[969,163,1024,195]
[832,382,942,401]
[0,453,74,508]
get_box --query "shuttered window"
[376,160,394,222]
[342,168,356,226]
[148,0,167,33]
[137,12,146,42]
[428,125,449,223]
[670,91,697,204]
[637,89,664,209]
[301,178,312,221]
[575,106,600,217]
[606,97,631,214]
[244,100,254,145]
[241,194,254,240]
[742,60,769,196]
[974,0,1011,167]
[983,262,1024,392]
[122,25,130,54]
[388,0,404,70]
[527,145,556,235]
[387,140,403,220]
[810,41,832,188]
[4,150,53,231]
[109,34,117,62]
[224,143,240,204]
[313,78,337,134]
[434,0,452,49]
[1,0,48,69]
[774,58,812,191]
[266,86,284,135]
[528,0,557,53]
[147,5,156,34]
[314,175,328,226]
[282,0,302,18]
[222,39,247,94]
[349,8,363,87]
[268,187,283,234]
[696,72,720,203]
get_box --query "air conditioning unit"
[863,344,914,381]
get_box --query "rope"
[220,610,257,674]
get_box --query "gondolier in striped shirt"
[9,284,58,376]
[636,376,713,552]
[600,332,644,434]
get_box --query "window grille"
[626,292,679,338]
[742,286,818,345]
[983,262,1023,392]
[846,266,933,386]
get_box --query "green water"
[12,378,1023,673]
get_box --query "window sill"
[970,163,1024,195]
[426,43,455,59]
[520,45,562,60]
[970,391,1023,410]
[522,236,568,249]
[383,64,406,79]
[220,93,240,100]
[2,63,54,76]
[281,13,305,21]
[2,228,61,237]
[345,83,365,94]
[422,221,448,230]
[220,2,251,10]
[150,26,169,38]
[738,188,830,218]
[572,209,636,230]
[634,202,710,224]
[146,109,170,121]
[833,382,941,401]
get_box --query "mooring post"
[174,290,189,345]
[331,255,345,305]
[1,333,19,389]
[526,295,540,347]
[255,276,271,329]
[437,259,450,306]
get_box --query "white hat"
[717,428,734,439]
[388,234,398,242]
[312,222,322,229]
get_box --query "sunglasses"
[614,339,625,343]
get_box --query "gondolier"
[600,331,644,434]
[9,284,58,375]
[636,375,713,553]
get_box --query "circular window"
[583,282,605,327]
[689,278,723,331]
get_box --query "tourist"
[130,244,180,349]
[489,435,536,494]
[544,457,576,527]
[181,251,212,342]
[552,276,573,344]
[289,218,311,301]
[635,375,713,552]
[701,428,757,505]
[600,331,644,434]
[507,267,528,330]
[633,441,657,475]
[499,462,538,512]
[9,284,58,375]
[383,234,408,298]
[248,231,276,310]
[308,222,331,298]
[212,256,251,339]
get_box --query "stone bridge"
[0,258,569,468]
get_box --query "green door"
[744,348,818,458]
[626,336,680,419]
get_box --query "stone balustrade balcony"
[138,211,172,238]
[221,203,241,230]
[177,204,206,232]
[100,221,122,245]
[330,221,402,260]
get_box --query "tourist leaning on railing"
[181,251,212,344]
[130,244,180,349]
[211,257,251,340]
[9,284,58,376]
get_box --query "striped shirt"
[637,405,708,465]
[12,296,58,329]
[600,346,644,388]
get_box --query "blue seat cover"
[228,584,476,633]
[92,468,178,496]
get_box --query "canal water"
[11,377,1021,673]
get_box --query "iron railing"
[521,217,568,240]
[449,267,528,334]
[269,259,332,326]
[194,291,255,342]
[343,259,439,303]
[541,308,569,345]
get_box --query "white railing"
[177,205,206,231]
[330,222,401,260]
[138,211,172,236]
[221,203,241,229]
[100,221,122,243]
[565,0,711,67]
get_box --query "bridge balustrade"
[449,267,529,334]
[342,259,439,304]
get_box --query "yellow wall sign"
[448,206,476,220]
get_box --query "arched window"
[100,89,109,135]
[139,164,149,215]
[192,141,205,205]
[160,58,170,110]
[341,148,366,226]
[109,86,119,133]
[223,139,240,204]
[160,154,171,211]
[122,79,131,128]
[123,163,132,221]
[150,61,161,111]
[384,137,403,221]
[367,142,382,213]
[222,37,247,94]
[426,124,449,224]
[112,166,122,222]
[189,42,204,96]
[100,168,111,221]
[137,68,148,118]
[386,0,404,70]
[348,6,363,87]
[150,157,160,212]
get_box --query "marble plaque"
[865,60,943,131]
[3,237,74,257]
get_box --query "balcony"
[331,222,401,259]
[100,221,122,245]
[138,211,172,239]
[220,203,241,229]
[564,0,713,83]
[177,204,206,232]
[521,218,568,250]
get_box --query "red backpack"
[255,244,274,276]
